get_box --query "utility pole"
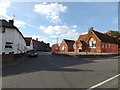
[57,38,58,45]
[56,37,58,53]
[13,14,15,20]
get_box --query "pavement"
[56,52,118,55]
[2,54,27,68]
[2,52,119,89]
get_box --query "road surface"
[2,52,119,89]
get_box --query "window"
[73,44,76,49]
[102,44,104,48]
[5,45,12,48]
[2,28,6,33]
[55,46,58,49]
[6,42,13,44]
[62,46,65,50]
[89,38,96,48]
[106,44,107,48]
[89,41,92,47]
[109,44,110,48]
[93,41,96,47]
[78,45,82,49]
[5,42,13,48]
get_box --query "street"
[2,52,119,89]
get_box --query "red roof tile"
[78,34,88,41]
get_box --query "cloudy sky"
[0,1,118,46]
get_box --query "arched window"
[62,46,65,50]
[106,44,107,48]
[89,38,96,48]
[78,45,82,49]
[102,43,104,48]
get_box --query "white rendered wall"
[0,27,2,55]
[2,28,14,54]
[2,27,26,54]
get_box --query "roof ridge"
[64,39,75,41]
[92,30,118,44]
[92,30,115,38]
[80,34,88,36]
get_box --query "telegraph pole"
[13,14,15,20]
[57,38,58,45]
[56,37,58,53]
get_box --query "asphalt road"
[2,52,119,89]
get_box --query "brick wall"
[52,44,59,52]
[2,53,14,64]
[59,40,68,52]
[86,31,102,53]
[101,43,118,54]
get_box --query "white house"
[24,37,33,51]
[0,19,27,55]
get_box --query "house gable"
[60,39,75,52]
[77,34,88,42]
[25,37,32,46]
[85,30,100,43]
[60,40,68,51]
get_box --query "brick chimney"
[36,38,38,41]
[9,19,14,25]
[107,30,112,36]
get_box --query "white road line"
[86,74,120,90]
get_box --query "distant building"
[33,40,50,51]
[0,19,26,55]
[52,44,59,53]
[74,34,88,52]
[75,30,118,54]
[24,37,33,51]
[59,39,75,52]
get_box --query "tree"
[111,31,120,36]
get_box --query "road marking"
[87,74,120,90]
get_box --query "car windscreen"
[29,50,37,53]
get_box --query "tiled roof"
[52,44,59,47]
[78,34,88,41]
[64,39,75,47]
[92,30,118,44]
[80,40,86,45]
[64,39,75,44]
[0,19,17,29]
[0,19,25,39]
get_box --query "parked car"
[27,49,38,57]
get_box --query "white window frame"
[89,38,96,48]
[62,46,65,50]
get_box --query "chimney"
[9,19,14,25]
[36,38,38,41]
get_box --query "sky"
[0,1,118,46]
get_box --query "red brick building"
[75,30,118,54]
[52,44,59,53]
[74,34,88,52]
[33,39,50,51]
[59,39,75,52]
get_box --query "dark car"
[27,49,38,57]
